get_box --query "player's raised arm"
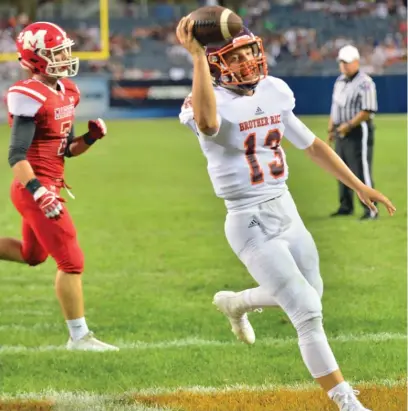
[176,17,218,136]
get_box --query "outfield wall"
[0,74,406,122]
[108,75,407,118]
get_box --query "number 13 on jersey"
[244,129,285,185]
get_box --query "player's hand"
[356,185,396,216]
[88,118,107,141]
[33,186,65,219]
[176,17,205,57]
[327,132,335,145]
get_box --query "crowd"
[0,0,406,80]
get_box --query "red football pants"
[10,179,84,273]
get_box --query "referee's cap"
[337,45,360,63]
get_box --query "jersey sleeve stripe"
[8,86,47,102]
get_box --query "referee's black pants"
[334,121,375,216]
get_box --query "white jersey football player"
[177,18,396,411]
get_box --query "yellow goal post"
[0,0,109,62]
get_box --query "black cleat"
[330,209,353,217]
[360,213,378,220]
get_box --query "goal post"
[0,0,110,62]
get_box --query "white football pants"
[224,189,339,379]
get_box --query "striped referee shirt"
[330,71,378,125]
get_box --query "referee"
[328,45,378,220]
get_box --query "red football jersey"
[7,78,80,182]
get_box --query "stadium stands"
[0,0,406,80]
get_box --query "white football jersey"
[179,76,316,210]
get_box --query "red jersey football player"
[0,22,118,351]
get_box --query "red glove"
[88,118,107,141]
[33,187,64,219]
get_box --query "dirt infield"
[0,384,405,410]
[133,385,407,411]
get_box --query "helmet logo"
[232,35,251,44]
[18,30,47,51]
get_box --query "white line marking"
[0,391,176,411]
[0,379,404,403]
[0,323,60,331]
[0,309,50,317]
[0,332,405,354]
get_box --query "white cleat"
[332,390,372,411]
[66,331,119,352]
[213,291,257,345]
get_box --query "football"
[189,6,243,46]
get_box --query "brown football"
[189,6,243,46]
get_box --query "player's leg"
[219,193,370,410]
[0,183,48,264]
[280,192,323,298]
[17,184,117,351]
[241,240,368,409]
[33,213,117,351]
[228,192,323,315]
[0,237,25,263]
[213,202,285,343]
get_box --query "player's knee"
[296,317,326,346]
[311,274,323,300]
[293,289,322,328]
[278,280,323,331]
[23,250,48,267]
[57,249,84,274]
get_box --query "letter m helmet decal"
[18,30,47,51]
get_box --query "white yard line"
[0,332,405,354]
[0,323,60,331]
[0,309,51,316]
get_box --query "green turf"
[0,115,406,394]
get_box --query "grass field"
[0,115,406,411]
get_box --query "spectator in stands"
[0,0,406,80]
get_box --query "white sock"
[66,317,89,341]
[241,286,279,309]
[328,381,352,399]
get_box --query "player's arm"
[176,17,219,136]
[7,89,42,186]
[8,115,64,219]
[7,90,64,219]
[65,119,107,158]
[283,111,395,216]
[8,116,37,185]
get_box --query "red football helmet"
[206,27,268,92]
[16,22,79,78]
